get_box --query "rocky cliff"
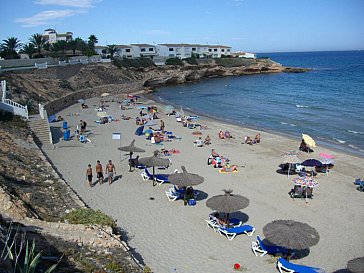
[2,58,309,109]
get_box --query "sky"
[1,0,364,53]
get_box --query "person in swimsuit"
[95,160,104,185]
[86,164,93,187]
[105,160,116,185]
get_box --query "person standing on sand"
[160,120,165,132]
[105,160,116,185]
[86,164,93,187]
[95,160,104,185]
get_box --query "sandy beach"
[44,94,364,273]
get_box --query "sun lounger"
[277,257,324,273]
[141,168,169,185]
[251,236,289,257]
[206,217,243,232]
[217,225,255,240]
[165,187,184,202]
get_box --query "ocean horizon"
[153,50,364,157]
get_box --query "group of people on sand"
[244,133,261,145]
[208,149,238,172]
[218,130,234,139]
[85,160,116,187]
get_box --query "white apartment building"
[157,44,231,59]
[42,29,73,44]
[95,45,133,58]
[114,45,133,58]
[130,44,158,59]
[206,45,232,58]
[95,45,107,55]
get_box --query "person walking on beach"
[160,120,165,132]
[96,160,104,185]
[86,164,93,187]
[105,160,116,185]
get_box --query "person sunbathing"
[225,131,234,139]
[211,149,220,158]
[218,130,225,139]
[194,137,203,147]
[244,136,253,145]
[204,135,211,145]
[210,212,228,227]
[254,133,261,143]
[220,163,238,172]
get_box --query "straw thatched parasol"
[168,166,204,187]
[117,140,145,171]
[347,256,364,273]
[206,189,249,225]
[138,151,170,186]
[263,220,320,251]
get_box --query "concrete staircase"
[28,115,53,145]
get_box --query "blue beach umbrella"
[301,159,322,167]
[137,105,148,109]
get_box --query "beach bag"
[188,199,196,206]
[207,157,212,165]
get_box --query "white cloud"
[34,0,100,8]
[15,9,78,27]
[144,29,170,36]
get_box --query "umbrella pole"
[288,164,290,179]
[152,166,156,186]
[226,213,230,227]
[305,186,308,203]
[129,152,132,172]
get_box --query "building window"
[126,49,131,52]
[141,48,146,52]
[192,48,196,51]
[169,48,174,51]
[149,48,154,51]
[214,49,217,52]
[169,54,175,57]
[221,49,225,52]
[209,49,212,52]
[227,49,230,52]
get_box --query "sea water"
[153,51,364,157]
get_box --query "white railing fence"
[1,99,29,119]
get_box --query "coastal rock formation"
[2,58,309,105]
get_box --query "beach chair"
[206,217,243,232]
[217,225,255,240]
[276,257,324,273]
[251,236,289,257]
[141,168,169,185]
[165,187,184,202]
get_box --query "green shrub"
[184,57,198,65]
[113,57,155,68]
[58,80,72,89]
[215,57,256,67]
[64,208,116,227]
[165,57,183,66]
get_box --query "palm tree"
[68,37,83,56]
[51,40,68,60]
[106,44,119,60]
[29,33,47,58]
[21,43,36,59]
[1,37,21,59]
[88,34,98,52]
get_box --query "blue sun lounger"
[141,168,169,185]
[217,224,255,240]
[277,257,324,273]
[251,236,289,257]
